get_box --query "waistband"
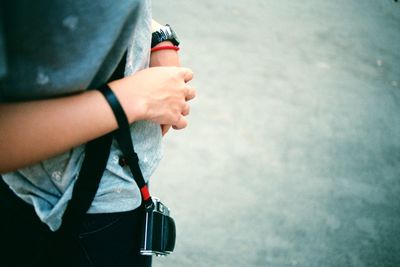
[0,176,39,217]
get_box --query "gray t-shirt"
[0,0,163,231]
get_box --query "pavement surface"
[151,1,400,266]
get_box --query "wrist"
[151,45,179,53]
[150,41,180,67]
[107,79,145,124]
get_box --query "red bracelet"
[150,45,180,53]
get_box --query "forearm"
[0,66,195,173]
[0,90,117,173]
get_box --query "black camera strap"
[57,53,128,235]
[58,83,153,235]
[97,84,153,209]
[57,133,113,234]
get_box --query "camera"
[140,198,176,256]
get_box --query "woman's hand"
[108,66,195,130]
[150,40,181,135]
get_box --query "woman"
[0,0,195,266]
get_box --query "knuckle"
[172,114,181,124]
[184,87,190,96]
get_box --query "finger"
[181,103,190,116]
[161,124,171,136]
[172,116,188,130]
[179,68,194,83]
[185,86,196,101]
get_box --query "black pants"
[0,179,152,267]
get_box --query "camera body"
[140,198,176,256]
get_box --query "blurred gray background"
[151,1,400,266]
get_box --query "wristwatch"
[151,24,180,48]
